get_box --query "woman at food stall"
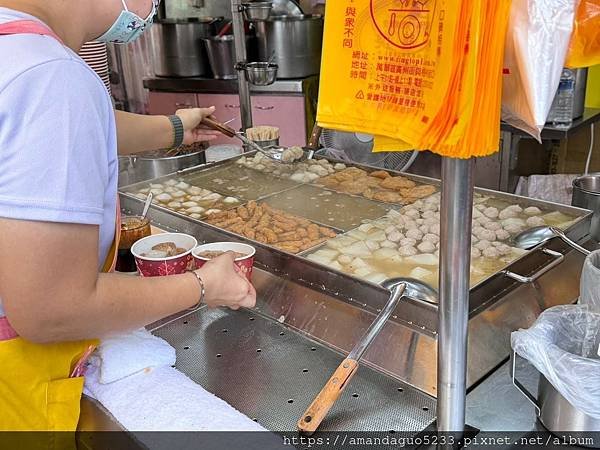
[0,0,255,433]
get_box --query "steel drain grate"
[153,307,436,433]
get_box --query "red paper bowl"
[131,233,197,277]
[192,242,256,280]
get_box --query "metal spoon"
[141,192,153,219]
[382,277,439,305]
[513,225,591,256]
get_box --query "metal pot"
[203,35,237,80]
[150,18,221,78]
[118,152,205,187]
[512,354,600,445]
[254,15,323,79]
[572,174,600,242]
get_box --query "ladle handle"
[201,117,237,138]
[551,227,592,256]
[307,124,322,150]
[297,358,358,435]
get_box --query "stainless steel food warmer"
[116,154,592,434]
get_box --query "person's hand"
[175,106,221,145]
[194,252,256,310]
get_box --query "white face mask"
[97,0,158,44]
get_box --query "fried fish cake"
[373,190,404,204]
[380,176,416,191]
[370,170,391,179]
[400,184,436,200]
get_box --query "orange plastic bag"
[317,0,512,159]
[566,0,600,68]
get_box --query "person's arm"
[0,218,256,343]
[115,107,220,155]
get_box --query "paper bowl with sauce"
[131,233,197,277]
[192,242,256,280]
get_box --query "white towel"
[95,328,176,384]
[84,361,267,432]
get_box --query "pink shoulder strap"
[0,19,64,44]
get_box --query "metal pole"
[231,0,253,131]
[437,157,475,435]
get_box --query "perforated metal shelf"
[152,307,436,433]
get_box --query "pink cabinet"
[251,96,307,147]
[147,92,198,115]
[197,93,308,147]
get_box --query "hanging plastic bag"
[511,305,600,419]
[317,0,511,158]
[566,0,600,68]
[501,0,578,141]
[580,250,600,312]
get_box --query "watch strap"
[168,114,185,148]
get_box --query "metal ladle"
[513,225,591,256]
[297,278,437,435]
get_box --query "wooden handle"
[297,358,359,435]
[306,123,323,150]
[201,117,237,138]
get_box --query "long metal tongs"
[297,281,407,435]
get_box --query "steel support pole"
[231,0,253,131]
[437,157,475,435]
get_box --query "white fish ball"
[483,207,499,219]
[526,216,546,227]
[483,247,500,258]
[417,241,436,253]
[484,221,502,231]
[398,245,418,256]
[524,206,542,216]
[422,233,439,244]
[400,238,417,247]
[406,229,423,240]
[496,229,510,241]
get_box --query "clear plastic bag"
[511,305,600,419]
[580,250,600,313]
[501,0,578,140]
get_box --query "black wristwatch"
[168,114,185,148]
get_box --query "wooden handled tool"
[201,117,237,138]
[297,282,407,435]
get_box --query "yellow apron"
[0,21,121,443]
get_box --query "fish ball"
[483,247,500,258]
[524,206,542,216]
[387,231,403,243]
[400,238,417,247]
[484,222,502,231]
[526,216,546,227]
[483,207,499,219]
[417,241,436,253]
[475,240,491,251]
[406,229,423,240]
[422,233,439,244]
[495,229,510,241]
[398,245,418,256]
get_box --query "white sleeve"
[0,58,116,225]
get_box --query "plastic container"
[550,69,576,129]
